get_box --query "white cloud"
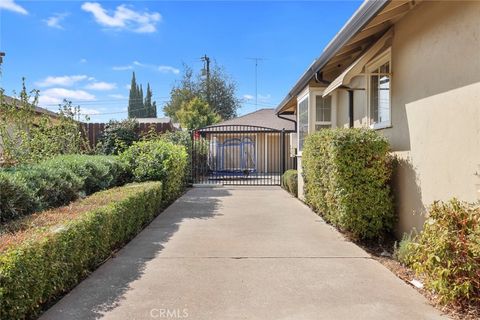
[258,94,271,102]
[113,65,133,71]
[158,65,180,75]
[79,58,87,63]
[85,81,117,91]
[113,61,179,75]
[44,12,69,29]
[0,0,28,15]
[81,2,161,33]
[108,94,127,99]
[36,75,88,87]
[39,88,96,106]
[243,94,254,101]
[79,107,100,115]
[124,84,131,90]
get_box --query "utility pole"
[246,57,264,110]
[201,54,211,105]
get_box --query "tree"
[163,62,240,122]
[203,64,239,120]
[128,73,157,118]
[144,83,157,118]
[176,97,220,130]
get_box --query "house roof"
[276,0,416,114]
[1,95,58,118]
[135,117,173,124]
[202,108,295,132]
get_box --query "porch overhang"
[322,28,393,97]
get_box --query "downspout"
[348,89,354,128]
[277,113,297,132]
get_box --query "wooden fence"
[82,122,176,148]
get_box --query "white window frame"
[366,48,392,130]
[314,94,334,130]
[297,92,309,155]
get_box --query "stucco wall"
[331,1,480,236]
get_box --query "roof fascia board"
[276,0,390,113]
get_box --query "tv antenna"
[246,57,265,110]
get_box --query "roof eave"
[276,0,390,114]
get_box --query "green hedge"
[0,182,163,319]
[302,128,394,239]
[0,155,129,224]
[120,139,188,203]
[403,199,479,307]
[282,169,298,197]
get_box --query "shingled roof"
[203,108,295,132]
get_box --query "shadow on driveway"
[39,187,230,320]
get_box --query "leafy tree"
[97,119,139,155]
[176,97,220,130]
[164,62,240,121]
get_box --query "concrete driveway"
[40,186,447,320]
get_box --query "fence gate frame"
[190,124,296,186]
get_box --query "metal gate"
[191,125,296,185]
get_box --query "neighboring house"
[276,0,480,236]
[195,108,296,184]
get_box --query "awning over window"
[322,28,393,97]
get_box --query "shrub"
[282,169,298,197]
[13,165,83,210]
[0,155,130,224]
[403,199,480,307]
[0,86,89,167]
[0,173,37,223]
[394,231,416,265]
[97,119,139,155]
[302,128,394,240]
[41,155,131,194]
[120,139,188,202]
[0,182,163,319]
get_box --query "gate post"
[190,130,195,184]
[280,129,286,175]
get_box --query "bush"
[97,119,139,155]
[120,139,188,202]
[0,155,130,224]
[403,199,480,307]
[41,155,131,194]
[302,128,394,240]
[0,173,37,223]
[13,165,83,210]
[0,182,163,319]
[282,169,298,197]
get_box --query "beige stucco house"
[276,0,480,236]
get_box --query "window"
[298,97,308,152]
[367,50,391,129]
[315,95,332,130]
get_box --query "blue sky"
[0,0,361,122]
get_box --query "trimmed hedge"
[0,155,129,223]
[282,169,298,197]
[0,182,163,319]
[302,128,394,239]
[120,139,188,203]
[403,199,480,307]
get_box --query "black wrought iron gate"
[190,125,296,186]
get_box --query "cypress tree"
[128,72,137,118]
